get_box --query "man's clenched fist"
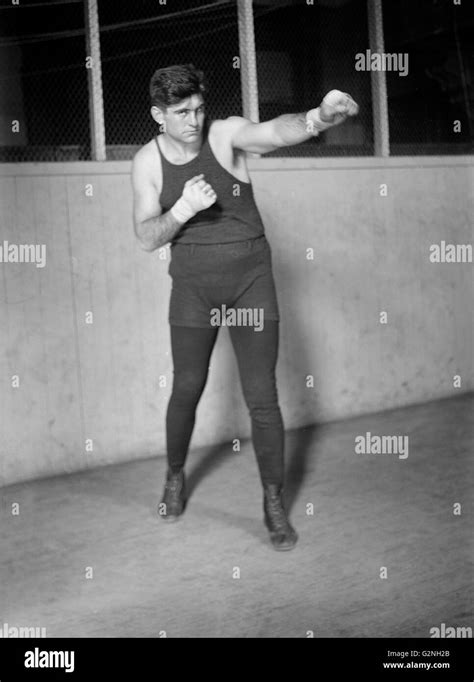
[170,173,217,224]
[319,89,359,125]
[182,174,217,213]
[305,89,359,136]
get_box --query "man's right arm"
[131,152,183,252]
[131,152,217,252]
[136,206,185,253]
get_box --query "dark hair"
[149,64,207,110]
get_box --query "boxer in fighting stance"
[132,64,358,550]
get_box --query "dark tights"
[166,321,284,486]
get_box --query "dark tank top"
[155,119,266,245]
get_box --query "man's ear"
[150,106,165,125]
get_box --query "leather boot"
[263,483,298,551]
[158,469,186,522]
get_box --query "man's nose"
[188,111,198,126]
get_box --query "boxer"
[132,64,358,550]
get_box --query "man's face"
[153,94,206,143]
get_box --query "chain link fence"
[383,0,473,155]
[0,0,89,162]
[0,0,472,161]
[99,0,243,160]
[254,0,374,157]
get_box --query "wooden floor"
[1,393,472,638]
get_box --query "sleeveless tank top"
[155,119,266,245]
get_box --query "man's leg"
[228,321,298,550]
[159,324,218,521]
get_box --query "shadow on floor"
[285,424,323,511]
[186,442,233,499]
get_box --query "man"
[131,64,358,551]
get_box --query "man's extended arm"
[230,89,359,154]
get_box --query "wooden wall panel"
[0,159,472,485]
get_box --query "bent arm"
[137,209,184,252]
[131,154,184,252]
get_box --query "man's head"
[149,64,207,143]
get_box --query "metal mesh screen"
[383,0,474,155]
[1,0,472,161]
[99,0,243,160]
[0,0,89,162]
[253,0,374,157]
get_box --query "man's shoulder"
[210,116,251,144]
[211,115,249,128]
[131,138,162,194]
[132,138,157,169]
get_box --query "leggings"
[166,321,284,487]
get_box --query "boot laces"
[266,496,288,527]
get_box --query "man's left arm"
[229,89,359,154]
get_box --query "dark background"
[0,0,472,160]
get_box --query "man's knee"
[243,378,281,427]
[171,369,208,404]
[242,370,278,404]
